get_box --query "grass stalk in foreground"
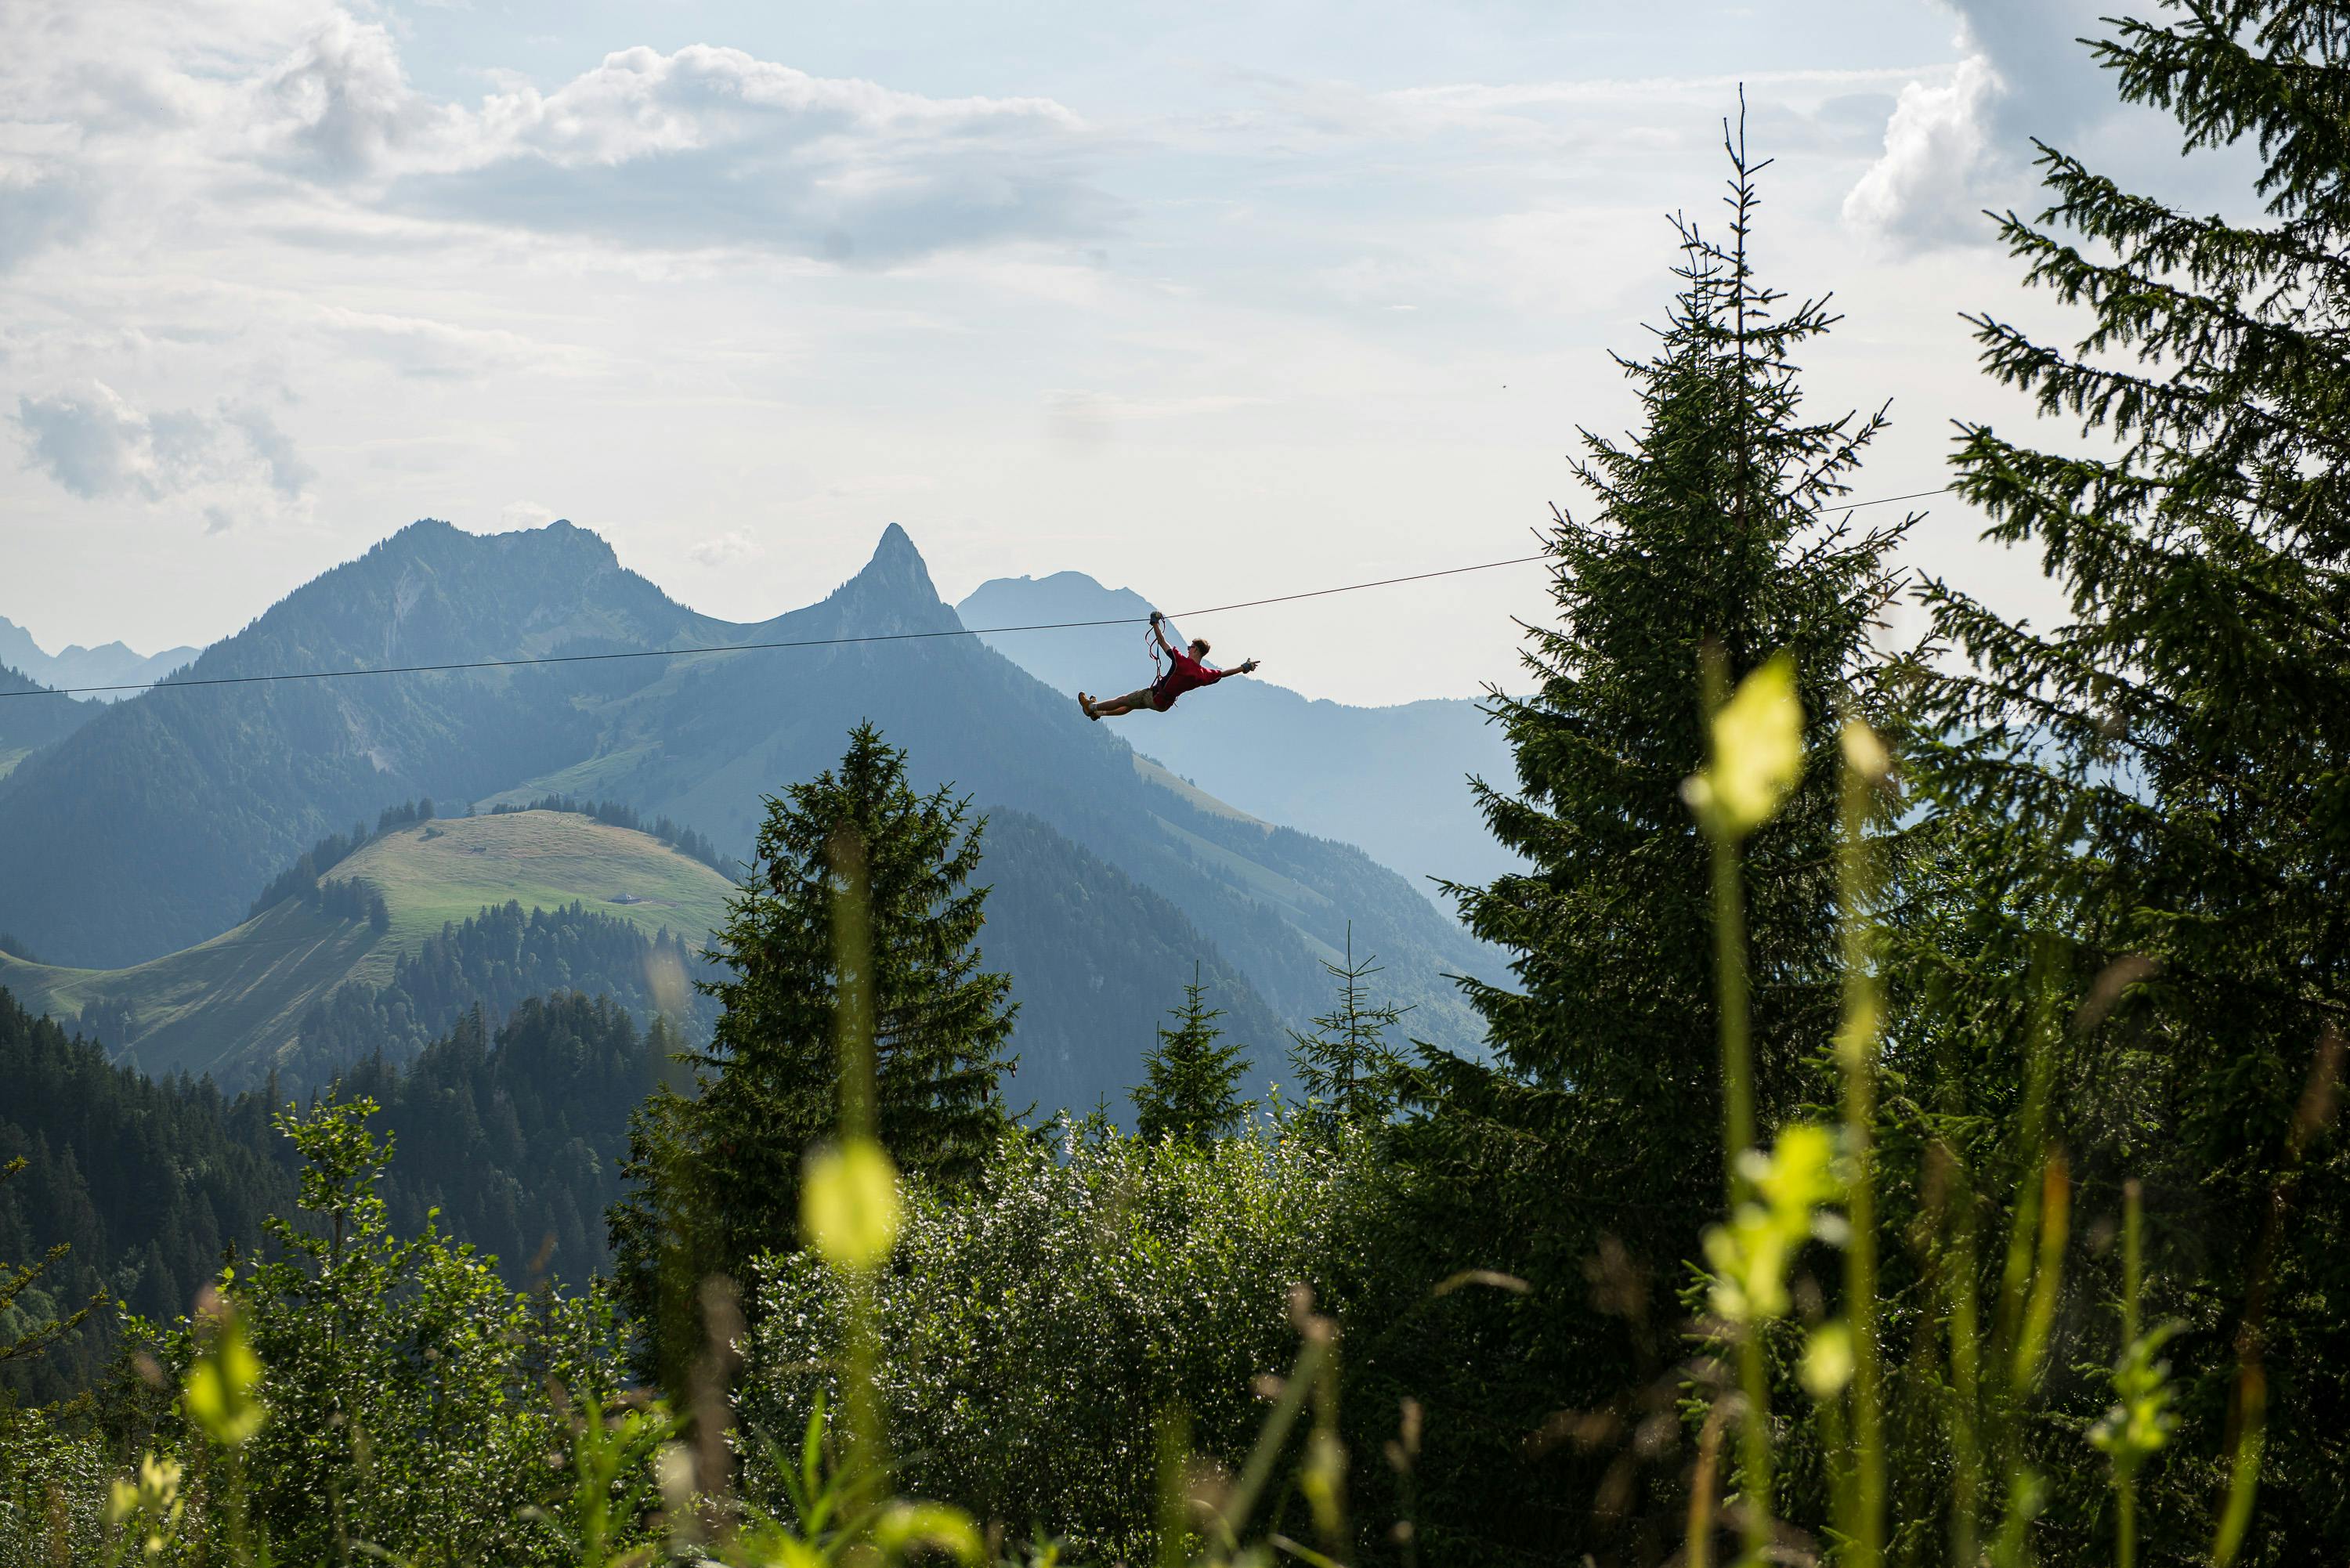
[819,822,888,1517]
[1685,646,1804,1568]
[1835,720,1889,1568]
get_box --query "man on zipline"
[1081,611,1260,720]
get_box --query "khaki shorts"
[1108,686,1165,713]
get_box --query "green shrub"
[740,1114,1385,1559]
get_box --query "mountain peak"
[803,524,956,638]
[853,523,939,598]
[873,521,923,569]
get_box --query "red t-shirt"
[1152,649,1228,708]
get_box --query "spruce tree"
[1285,925,1412,1122]
[0,1156,103,1373]
[610,724,1014,1374]
[1380,123,1912,1557]
[1131,964,1253,1147]
[1915,5,2350,1552]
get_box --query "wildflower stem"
[2118,1179,2142,1568]
[827,825,887,1516]
[1701,644,1769,1566]
[1837,732,1885,1568]
[1939,1146,1983,1568]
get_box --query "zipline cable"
[2,484,1951,702]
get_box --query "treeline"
[286,899,712,1085]
[339,995,673,1293]
[315,877,390,931]
[0,988,297,1403]
[0,984,667,1403]
[245,797,436,919]
[489,794,727,873]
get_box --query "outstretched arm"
[1150,611,1180,656]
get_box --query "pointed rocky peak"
[863,522,937,594]
[823,524,958,634]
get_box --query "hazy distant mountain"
[0,616,197,701]
[0,519,1498,1104]
[956,571,1524,905]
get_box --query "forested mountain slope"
[0,664,98,780]
[0,520,725,966]
[0,520,1495,1064]
[0,987,671,1403]
[956,571,1522,902]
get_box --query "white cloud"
[252,13,446,179]
[232,21,1111,263]
[500,500,558,529]
[13,381,313,519]
[1842,0,2111,251]
[1842,56,2000,246]
[689,529,762,566]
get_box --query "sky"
[1,0,2248,704]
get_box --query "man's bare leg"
[1081,687,1152,719]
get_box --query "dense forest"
[2,7,2347,1566]
[245,798,438,920]
[284,899,712,1085]
[0,985,678,1407]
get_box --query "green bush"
[131,1097,642,1566]
[739,1114,1386,1559]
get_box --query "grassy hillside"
[0,811,735,1082]
[332,811,735,973]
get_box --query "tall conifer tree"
[611,724,1014,1376]
[1381,124,1913,1556]
[1917,5,2350,1551]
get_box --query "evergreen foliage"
[246,798,434,920]
[1131,965,1255,1147]
[12,23,2350,1563]
[287,898,710,1085]
[0,987,294,1404]
[1914,5,2350,1554]
[1285,926,1412,1122]
[0,1158,103,1379]
[1383,126,1911,1557]
[0,983,667,1401]
[611,725,1015,1376]
[342,994,671,1292]
[964,808,1286,1115]
[132,1097,633,1566]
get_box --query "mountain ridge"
[0,519,1499,1076]
[0,614,198,701]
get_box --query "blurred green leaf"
[803,1138,902,1271]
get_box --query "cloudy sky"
[2,0,2235,704]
